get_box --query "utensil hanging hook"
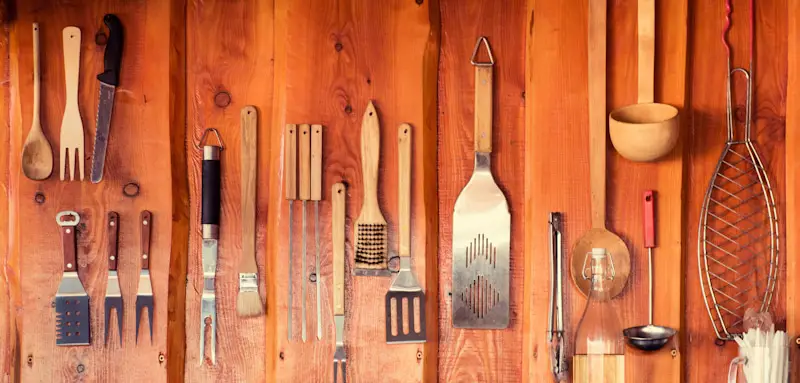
[195,128,225,151]
[470,36,495,67]
[722,0,754,142]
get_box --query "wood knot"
[344,105,353,115]
[214,91,232,108]
[415,0,423,5]
[95,31,107,46]
[334,42,343,52]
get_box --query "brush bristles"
[237,291,265,317]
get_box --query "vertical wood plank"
[185,0,273,381]
[523,0,687,381]
[10,1,179,381]
[0,12,15,383]
[788,0,800,377]
[269,0,436,381]
[686,0,788,381]
[438,1,526,381]
[166,0,188,380]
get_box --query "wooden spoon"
[22,22,54,180]
[571,0,630,298]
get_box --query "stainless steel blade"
[135,269,154,343]
[90,83,116,183]
[104,270,123,345]
[55,272,91,346]
[452,152,510,328]
[200,238,218,365]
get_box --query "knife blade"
[136,210,154,343]
[104,212,123,345]
[90,14,124,183]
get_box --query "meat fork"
[331,183,347,383]
[104,212,123,345]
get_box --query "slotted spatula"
[386,124,426,343]
[451,36,510,329]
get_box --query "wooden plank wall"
[5,1,179,382]
[437,0,526,381]
[0,0,797,382]
[269,0,438,381]
[184,1,272,381]
[524,0,686,381]
[685,0,789,382]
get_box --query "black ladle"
[624,191,677,351]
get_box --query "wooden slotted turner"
[385,124,425,343]
[451,37,510,329]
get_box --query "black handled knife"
[90,14,123,183]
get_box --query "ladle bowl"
[623,324,677,352]
[609,102,679,162]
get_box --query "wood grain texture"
[438,0,526,381]
[523,0,687,381]
[686,0,789,381]
[166,0,188,380]
[1,14,16,383]
[270,0,436,381]
[186,0,273,381]
[9,1,177,381]
[788,0,800,377]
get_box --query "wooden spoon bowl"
[609,103,679,162]
[571,228,631,298]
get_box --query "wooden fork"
[60,26,84,181]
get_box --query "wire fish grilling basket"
[697,0,780,341]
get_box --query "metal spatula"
[55,211,91,345]
[451,37,510,329]
[386,124,425,343]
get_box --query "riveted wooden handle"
[107,212,119,271]
[398,124,411,258]
[474,66,493,153]
[332,183,346,316]
[310,125,323,201]
[589,0,607,229]
[284,124,297,200]
[62,27,81,106]
[241,106,258,273]
[638,0,655,103]
[360,102,380,213]
[61,225,77,272]
[298,124,311,201]
[140,210,152,270]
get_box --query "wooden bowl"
[608,103,679,162]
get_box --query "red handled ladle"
[623,191,677,351]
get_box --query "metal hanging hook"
[195,128,225,151]
[470,36,495,67]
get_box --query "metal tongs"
[547,212,567,381]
